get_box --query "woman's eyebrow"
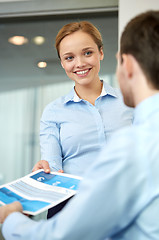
[82,47,94,51]
[62,52,73,57]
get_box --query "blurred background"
[0,0,118,186]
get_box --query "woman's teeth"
[76,69,89,75]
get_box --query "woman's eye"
[85,51,92,56]
[65,56,73,61]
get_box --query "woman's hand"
[32,160,63,173]
[32,160,51,173]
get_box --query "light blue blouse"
[40,81,133,176]
[3,94,159,240]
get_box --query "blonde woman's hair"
[55,21,103,58]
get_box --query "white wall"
[119,0,159,39]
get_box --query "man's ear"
[122,54,133,79]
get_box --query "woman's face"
[59,31,104,87]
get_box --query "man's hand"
[0,201,22,224]
[32,160,51,173]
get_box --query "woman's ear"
[61,61,64,69]
[99,47,104,61]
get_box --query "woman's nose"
[75,56,86,68]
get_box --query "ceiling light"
[8,36,28,45]
[37,61,47,68]
[33,36,45,45]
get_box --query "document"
[0,170,82,215]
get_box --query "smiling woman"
[59,30,104,103]
[0,2,124,228]
[32,20,133,218]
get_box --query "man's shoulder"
[105,125,141,158]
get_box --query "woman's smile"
[74,68,91,77]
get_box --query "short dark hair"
[120,10,159,89]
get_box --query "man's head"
[117,10,159,107]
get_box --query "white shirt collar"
[73,82,106,102]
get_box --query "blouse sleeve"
[40,105,62,171]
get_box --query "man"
[1,10,159,240]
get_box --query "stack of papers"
[0,170,82,215]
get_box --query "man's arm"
[0,131,149,240]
